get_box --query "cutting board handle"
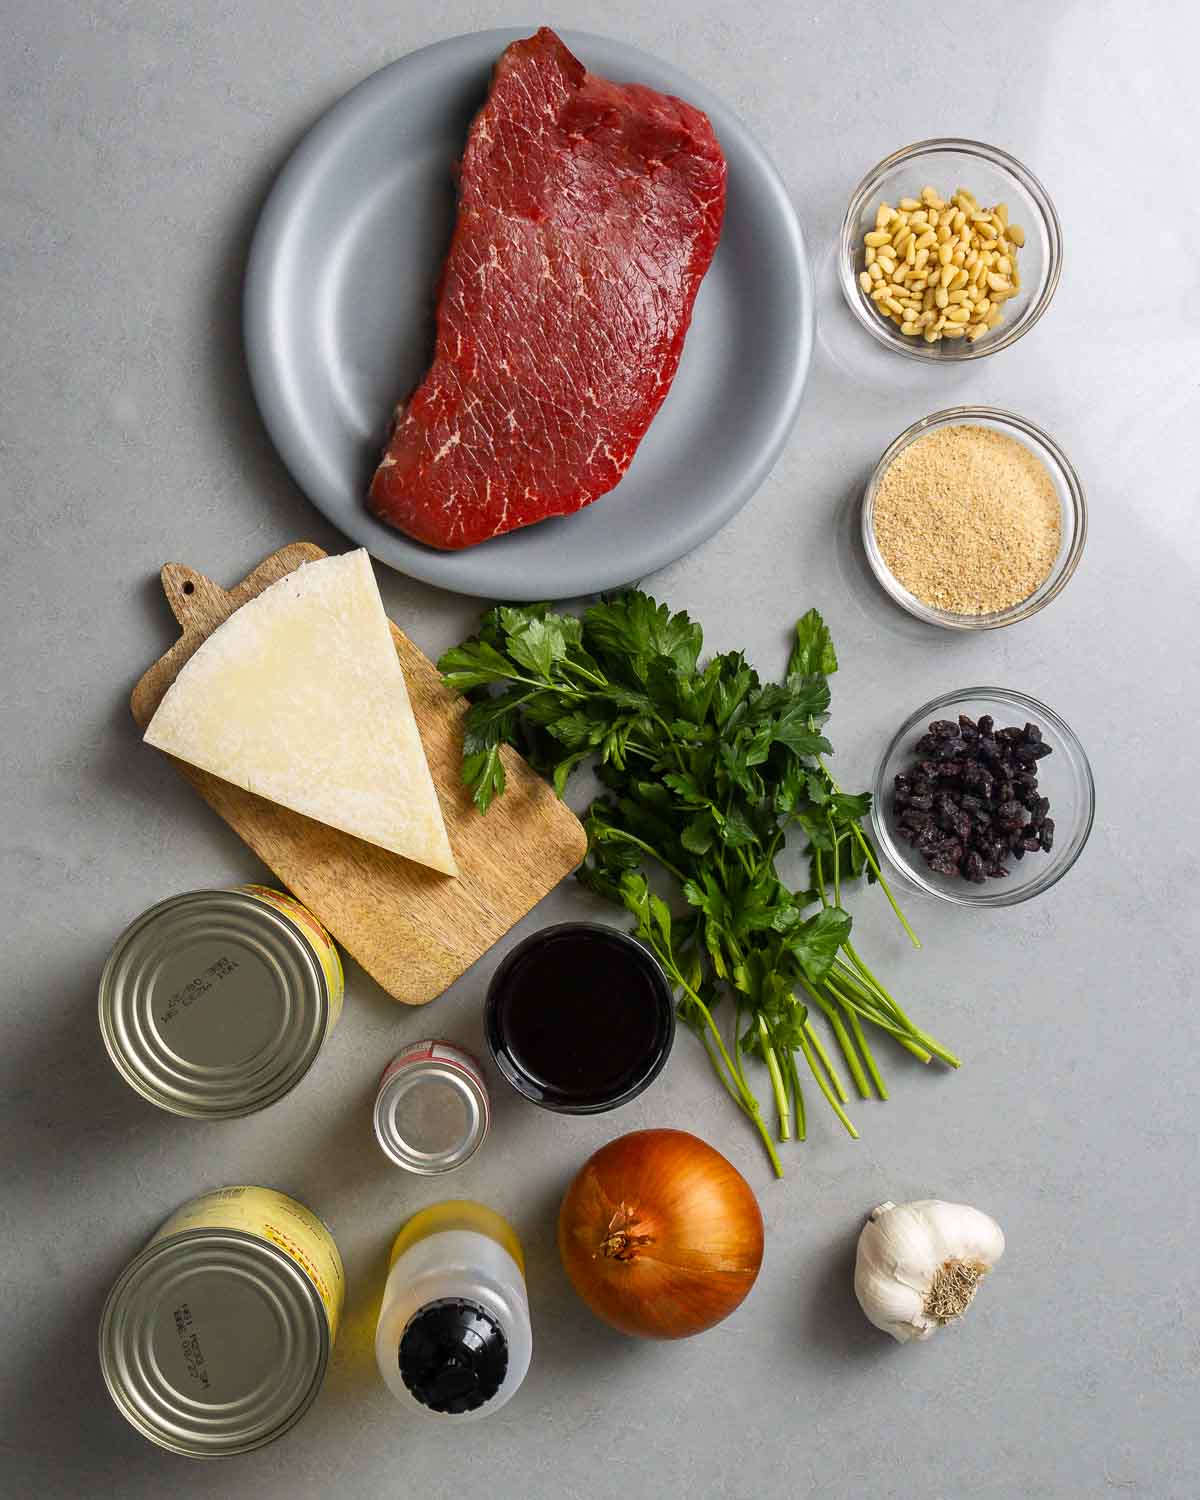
[161,564,229,632]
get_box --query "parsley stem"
[815,752,921,950]
[758,1016,791,1143]
[803,1019,848,1104]
[812,992,870,1099]
[788,1053,807,1142]
[845,1005,888,1099]
[840,945,960,1067]
[825,974,933,1062]
[677,977,781,1176]
[702,1030,750,1113]
[796,1028,859,1139]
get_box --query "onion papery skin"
[557,1128,765,1339]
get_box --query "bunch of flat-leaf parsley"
[440,592,958,1175]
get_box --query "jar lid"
[398,1298,508,1415]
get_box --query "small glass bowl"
[873,687,1094,907]
[862,406,1087,630]
[839,138,1062,361]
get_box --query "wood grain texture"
[130,542,587,1004]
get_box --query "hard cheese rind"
[144,550,457,876]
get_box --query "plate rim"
[244,26,813,600]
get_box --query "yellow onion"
[557,1128,764,1339]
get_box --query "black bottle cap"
[398,1298,509,1415]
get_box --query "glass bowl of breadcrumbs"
[862,406,1087,630]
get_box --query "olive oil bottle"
[375,1201,532,1420]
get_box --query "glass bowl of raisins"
[873,687,1094,906]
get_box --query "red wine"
[486,925,674,1113]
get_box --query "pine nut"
[861,182,1024,344]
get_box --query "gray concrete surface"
[2,3,1197,1497]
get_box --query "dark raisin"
[894,773,912,793]
[1023,835,1042,852]
[997,726,1024,743]
[1023,723,1042,744]
[928,852,961,877]
[916,826,942,852]
[977,714,994,737]
[936,760,965,779]
[962,850,986,884]
[1015,745,1040,765]
[1011,841,1025,860]
[960,794,983,812]
[1029,742,1053,760]
[1029,797,1050,827]
[908,794,933,812]
[917,760,941,778]
[987,863,1009,878]
[915,734,939,754]
[958,713,978,737]
[954,813,972,843]
[929,720,960,739]
[1039,818,1055,851]
[997,799,1024,821]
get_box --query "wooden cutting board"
[130,542,587,1004]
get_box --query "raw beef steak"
[368,27,727,550]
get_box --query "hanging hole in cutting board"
[182,581,195,595]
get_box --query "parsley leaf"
[440,590,949,1173]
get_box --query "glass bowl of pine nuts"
[838,139,1062,360]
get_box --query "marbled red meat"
[368,27,727,550]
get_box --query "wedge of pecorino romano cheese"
[144,549,457,876]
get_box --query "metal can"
[99,884,344,1118]
[373,1040,491,1174]
[99,1185,345,1457]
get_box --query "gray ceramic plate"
[244,28,812,600]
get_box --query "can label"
[151,1186,345,1341]
[237,884,345,1031]
[379,1039,487,1100]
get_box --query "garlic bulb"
[854,1199,1005,1344]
